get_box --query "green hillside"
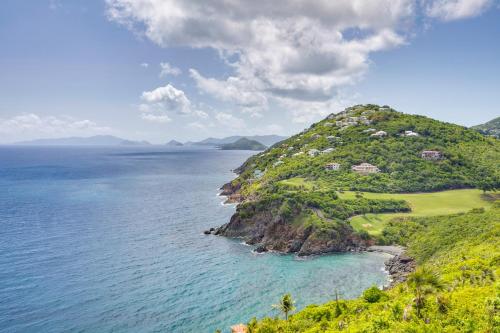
[243,205,500,332]
[216,104,499,256]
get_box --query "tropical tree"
[273,293,296,320]
[407,267,443,317]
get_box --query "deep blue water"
[0,146,390,333]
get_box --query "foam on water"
[0,146,389,333]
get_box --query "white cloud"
[106,0,414,115]
[141,84,191,114]
[160,62,181,77]
[140,62,149,68]
[0,114,112,142]
[425,0,493,21]
[215,112,246,130]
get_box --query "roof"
[231,324,248,333]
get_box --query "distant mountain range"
[14,135,151,146]
[219,138,267,151]
[185,135,287,147]
[472,116,500,137]
[166,140,184,147]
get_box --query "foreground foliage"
[245,205,500,332]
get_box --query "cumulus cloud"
[107,0,495,124]
[140,62,149,68]
[106,0,413,117]
[0,114,113,142]
[159,62,181,77]
[425,0,493,21]
[141,84,191,113]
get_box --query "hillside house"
[292,152,304,157]
[321,148,335,154]
[273,160,284,167]
[363,128,376,133]
[253,169,264,179]
[370,130,387,137]
[308,149,320,157]
[351,163,380,175]
[421,150,441,160]
[402,130,419,137]
[325,162,341,171]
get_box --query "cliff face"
[214,201,370,256]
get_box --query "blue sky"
[0,0,499,143]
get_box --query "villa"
[402,130,419,137]
[370,130,387,137]
[321,148,335,154]
[351,163,380,175]
[308,149,320,157]
[325,162,341,171]
[421,150,442,160]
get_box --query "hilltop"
[219,138,267,151]
[212,104,499,256]
[472,116,500,137]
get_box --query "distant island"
[166,140,183,147]
[189,135,286,147]
[472,116,500,137]
[14,135,151,146]
[218,137,267,151]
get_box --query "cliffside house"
[273,160,284,167]
[351,163,380,175]
[231,324,248,333]
[421,150,441,160]
[325,162,341,171]
[253,169,264,179]
[308,149,320,157]
[402,130,419,137]
[321,147,335,154]
[370,130,387,137]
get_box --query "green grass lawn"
[278,177,316,190]
[340,189,494,235]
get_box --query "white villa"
[325,162,341,171]
[321,148,335,154]
[370,130,387,137]
[273,160,284,167]
[402,130,419,137]
[308,149,320,157]
[292,152,304,157]
[351,163,380,175]
[421,150,441,160]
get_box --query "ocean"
[0,146,390,333]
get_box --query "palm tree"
[407,267,443,317]
[273,293,296,320]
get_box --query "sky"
[0,0,499,144]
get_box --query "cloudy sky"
[0,0,499,143]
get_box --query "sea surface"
[0,146,390,333]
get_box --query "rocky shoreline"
[209,183,416,284]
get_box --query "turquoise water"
[0,146,390,333]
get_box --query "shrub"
[363,286,384,303]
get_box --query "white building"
[351,163,380,175]
[308,149,320,157]
[325,162,341,171]
[321,148,335,154]
[370,130,387,137]
[421,150,441,160]
[402,130,419,137]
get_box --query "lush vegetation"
[241,205,500,332]
[342,189,495,236]
[219,138,267,151]
[225,105,499,251]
